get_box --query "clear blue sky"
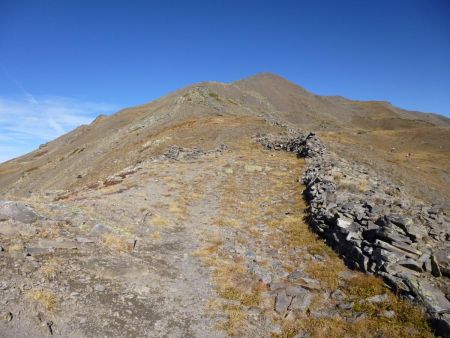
[0,0,449,162]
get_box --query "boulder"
[403,276,450,315]
[433,248,450,277]
[0,201,38,224]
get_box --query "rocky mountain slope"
[0,73,449,337]
[0,73,448,207]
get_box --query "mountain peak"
[234,72,297,86]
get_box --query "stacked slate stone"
[257,132,450,336]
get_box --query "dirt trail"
[0,136,433,337]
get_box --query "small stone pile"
[258,131,450,336]
[162,144,228,161]
[102,144,229,187]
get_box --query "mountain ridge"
[0,73,449,208]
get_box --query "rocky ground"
[259,131,450,336]
[0,134,437,337]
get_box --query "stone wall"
[257,131,450,337]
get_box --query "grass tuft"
[31,290,57,311]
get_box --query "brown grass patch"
[150,231,161,240]
[101,233,133,252]
[30,290,57,311]
[305,260,343,291]
[151,215,168,226]
[217,303,247,337]
[40,258,62,280]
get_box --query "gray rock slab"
[403,275,450,314]
[0,201,38,224]
[275,290,292,313]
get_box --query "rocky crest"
[258,132,450,336]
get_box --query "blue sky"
[0,0,449,162]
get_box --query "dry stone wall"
[258,131,450,336]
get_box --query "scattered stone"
[285,285,307,297]
[274,290,291,313]
[382,310,395,318]
[28,239,77,251]
[331,289,346,301]
[268,282,286,291]
[287,269,307,282]
[3,311,13,322]
[94,284,106,292]
[269,323,282,335]
[294,277,321,291]
[91,223,111,235]
[76,237,94,243]
[366,294,389,304]
[338,302,354,310]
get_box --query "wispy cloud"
[0,95,119,163]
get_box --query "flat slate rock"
[34,239,77,250]
[403,275,450,314]
[0,201,38,224]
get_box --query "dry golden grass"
[150,231,161,240]
[168,202,187,218]
[40,257,62,280]
[217,303,247,337]
[278,309,432,338]
[305,260,344,291]
[357,180,369,193]
[214,217,241,228]
[217,284,261,307]
[195,236,262,334]
[37,226,60,239]
[275,271,432,338]
[151,214,168,226]
[8,243,23,253]
[101,233,133,252]
[30,290,57,311]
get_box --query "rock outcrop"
[258,131,450,336]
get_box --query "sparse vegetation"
[150,214,168,226]
[30,290,57,311]
[40,258,62,280]
[101,233,134,252]
[208,92,220,100]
